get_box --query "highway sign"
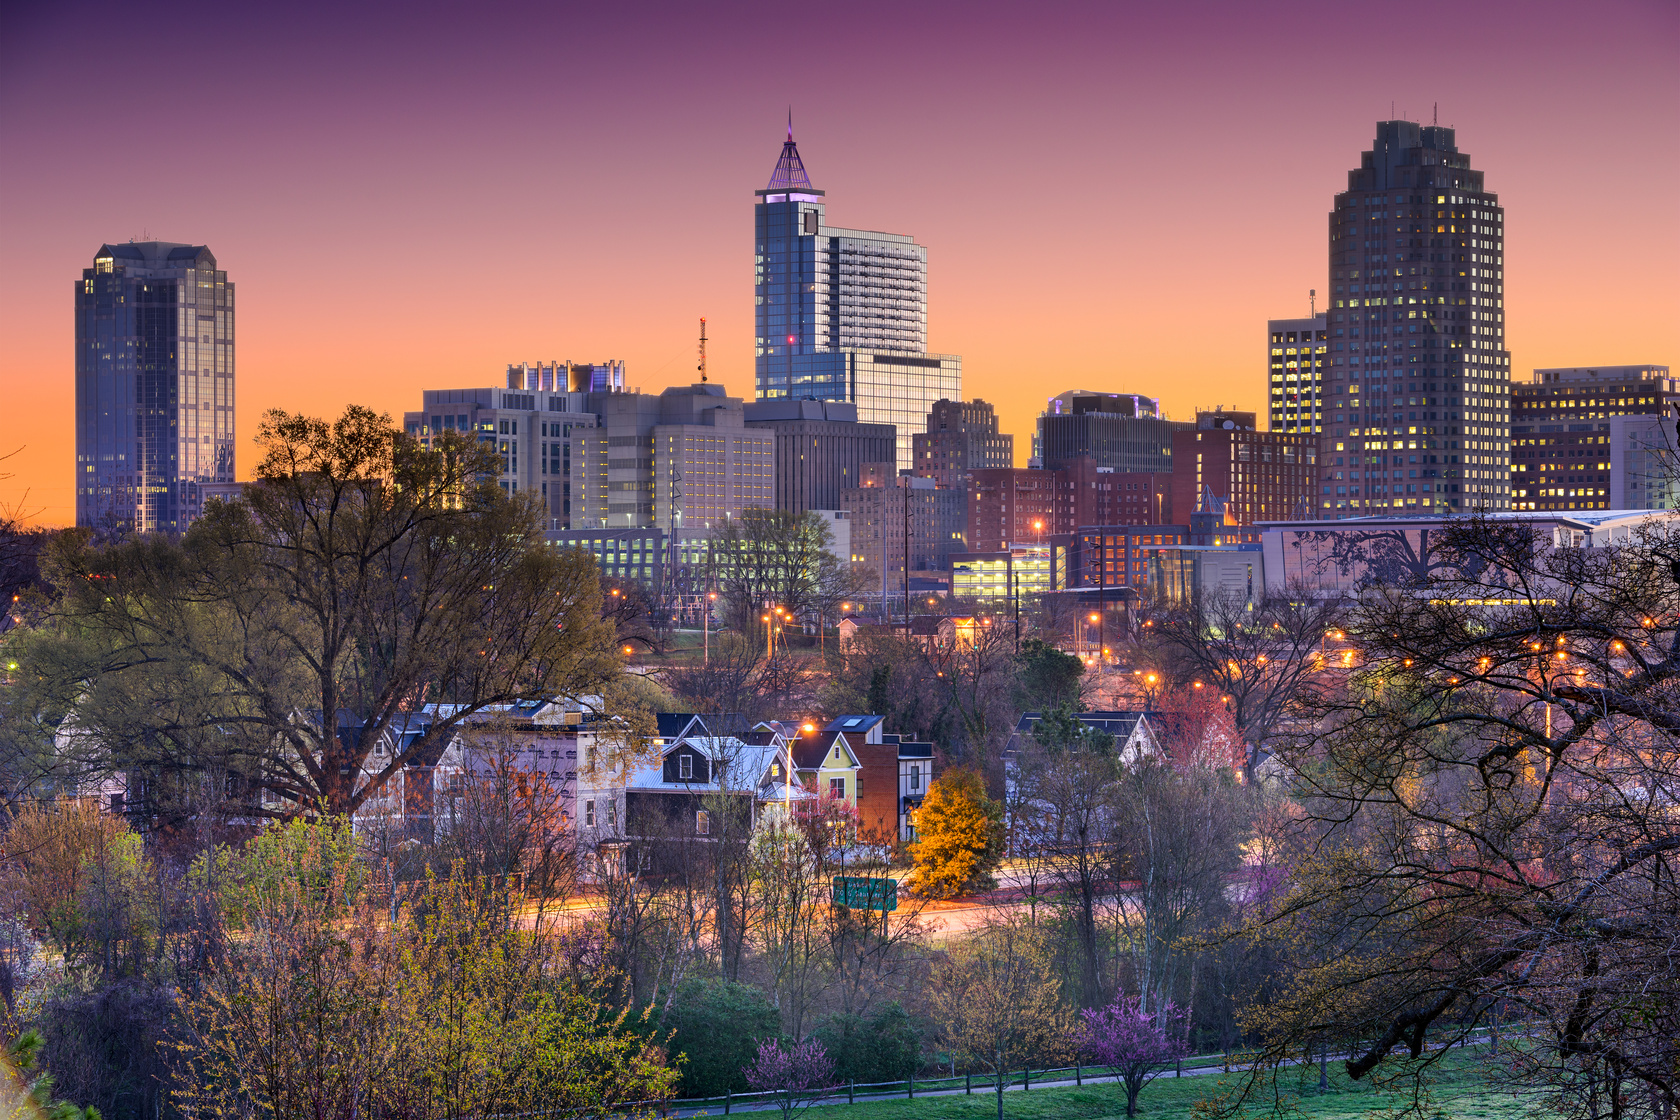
[832,875,898,912]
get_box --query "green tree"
[659,978,779,1097]
[29,405,620,819]
[708,509,860,636]
[909,769,1003,900]
[1013,640,1085,713]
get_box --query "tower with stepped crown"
[753,120,960,472]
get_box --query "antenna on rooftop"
[1433,102,1438,125]
[1310,288,1316,317]
[697,317,708,383]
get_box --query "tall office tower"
[742,399,896,514]
[754,125,961,471]
[1510,365,1676,511]
[1036,390,1191,473]
[403,365,599,530]
[1321,121,1510,519]
[76,242,234,533]
[1267,314,1327,433]
[912,398,1014,488]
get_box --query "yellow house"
[790,729,862,810]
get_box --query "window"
[679,753,693,780]
[909,764,920,791]
[830,777,846,799]
[584,800,595,827]
[696,810,710,835]
[607,799,617,826]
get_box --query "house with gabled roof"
[1006,709,1160,764]
[790,730,861,811]
[823,715,938,843]
[575,722,811,878]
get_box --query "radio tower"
[698,317,708,383]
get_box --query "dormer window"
[679,753,693,780]
[772,763,781,778]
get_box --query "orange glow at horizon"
[2,2,1675,527]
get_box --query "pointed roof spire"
[766,112,813,191]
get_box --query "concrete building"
[968,460,1173,555]
[841,467,967,594]
[743,398,896,514]
[754,125,961,471]
[1171,410,1318,526]
[949,543,1067,605]
[1070,525,1192,593]
[405,364,599,529]
[1510,365,1677,512]
[76,242,234,533]
[912,398,1014,488]
[1323,120,1511,517]
[1268,313,1327,434]
[1036,390,1191,474]
[574,382,775,536]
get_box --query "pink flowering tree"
[1076,995,1190,1117]
[742,1037,835,1119]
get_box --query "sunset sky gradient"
[2,0,1676,525]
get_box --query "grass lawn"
[777,1051,1528,1120]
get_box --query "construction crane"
[698,317,708,383]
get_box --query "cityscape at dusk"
[1,4,1678,1118]
[2,0,1675,523]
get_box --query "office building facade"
[1171,410,1318,526]
[841,470,967,588]
[403,365,599,529]
[1510,365,1676,511]
[1268,314,1327,434]
[1037,390,1190,474]
[1071,525,1192,592]
[743,399,896,514]
[754,127,961,471]
[1322,121,1510,518]
[575,383,775,537]
[76,242,234,533]
[912,398,1013,488]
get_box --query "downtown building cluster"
[74,121,1674,609]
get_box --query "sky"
[2,0,1676,526]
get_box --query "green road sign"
[832,875,898,912]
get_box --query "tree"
[3,1029,102,1120]
[908,769,1003,900]
[930,916,1067,1120]
[1150,587,1343,782]
[661,978,779,1097]
[708,509,858,636]
[1014,705,1119,1007]
[30,405,620,819]
[172,818,675,1119]
[742,1037,834,1119]
[1013,640,1086,714]
[814,1002,920,1086]
[1075,994,1189,1117]
[1227,515,1680,1118]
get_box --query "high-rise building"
[1509,365,1676,511]
[912,398,1013,488]
[742,399,896,514]
[1036,390,1191,474]
[403,364,600,529]
[1170,410,1318,526]
[1321,121,1510,518]
[842,464,968,586]
[575,382,775,536]
[754,125,961,471]
[1267,314,1327,434]
[76,242,234,533]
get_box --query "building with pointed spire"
[1320,121,1510,518]
[754,123,961,472]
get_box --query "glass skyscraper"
[754,126,960,471]
[1320,121,1510,518]
[76,242,234,533]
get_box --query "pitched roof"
[826,714,884,735]
[791,730,856,771]
[766,133,814,191]
[1014,710,1155,741]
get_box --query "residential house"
[790,730,861,810]
[1006,710,1160,764]
[823,714,938,842]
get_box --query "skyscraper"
[912,398,1013,489]
[1267,314,1326,434]
[1321,121,1510,518]
[76,242,234,533]
[754,124,960,471]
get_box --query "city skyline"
[3,0,1676,525]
